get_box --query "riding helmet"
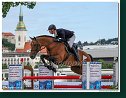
[48,24,56,30]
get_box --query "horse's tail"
[81,51,93,62]
[88,54,93,61]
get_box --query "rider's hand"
[54,38,66,42]
[54,38,60,42]
[60,38,66,42]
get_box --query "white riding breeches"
[67,34,75,48]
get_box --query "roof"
[16,49,25,53]
[2,32,15,36]
[16,42,31,53]
[84,48,118,58]
[24,42,31,52]
[15,6,27,31]
[16,42,47,54]
[83,45,118,49]
[15,21,27,31]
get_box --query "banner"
[82,62,101,90]
[9,64,22,90]
[39,64,54,89]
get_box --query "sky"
[2,2,119,43]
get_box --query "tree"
[2,2,36,18]
[77,41,83,49]
[83,41,88,46]
[100,39,106,44]
[34,65,39,69]
[78,41,82,46]
[89,42,94,45]
[98,59,113,69]
[2,38,15,51]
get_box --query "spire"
[20,5,23,16]
[19,5,23,21]
[15,5,27,31]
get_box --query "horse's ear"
[30,36,33,40]
[34,37,36,40]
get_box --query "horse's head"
[30,37,41,59]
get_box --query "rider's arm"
[60,29,66,40]
[55,29,66,42]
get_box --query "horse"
[30,35,93,75]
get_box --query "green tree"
[83,41,88,46]
[2,38,15,51]
[2,2,36,18]
[98,59,113,69]
[34,65,39,69]
[89,42,94,45]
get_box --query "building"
[2,32,15,44]
[15,5,27,50]
[83,45,118,63]
[2,47,10,53]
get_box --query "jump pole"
[23,75,112,80]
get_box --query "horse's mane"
[36,35,55,39]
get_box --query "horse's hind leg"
[71,66,82,75]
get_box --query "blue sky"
[2,2,118,43]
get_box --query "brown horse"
[30,35,92,75]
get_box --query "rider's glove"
[59,38,66,42]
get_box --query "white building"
[2,53,43,68]
[15,6,27,49]
[2,32,15,44]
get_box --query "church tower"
[15,5,27,49]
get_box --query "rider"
[48,24,80,61]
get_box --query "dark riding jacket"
[55,29,74,41]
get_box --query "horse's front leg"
[40,55,57,72]
[40,55,47,65]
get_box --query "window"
[5,73,8,78]
[18,36,21,41]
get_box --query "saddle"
[54,38,79,61]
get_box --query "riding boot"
[71,47,80,61]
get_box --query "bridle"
[31,40,41,52]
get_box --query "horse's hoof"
[44,64,48,67]
[52,68,57,73]
[47,66,52,70]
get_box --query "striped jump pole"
[23,75,112,80]
[54,85,112,89]
[23,76,81,80]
